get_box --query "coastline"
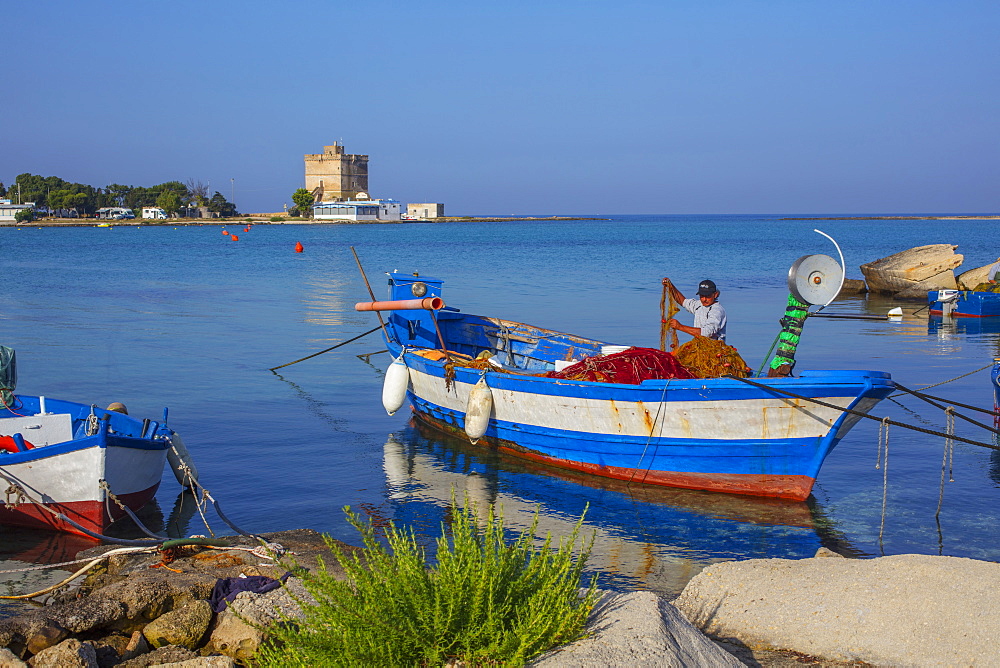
[781,215,1000,220]
[0,215,608,228]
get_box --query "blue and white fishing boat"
[359,266,895,502]
[928,289,1000,317]
[0,349,197,537]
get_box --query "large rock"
[860,244,963,295]
[141,600,212,650]
[836,278,868,296]
[0,647,27,668]
[891,269,959,300]
[203,577,313,663]
[957,257,1000,290]
[24,638,97,668]
[674,553,1000,667]
[116,645,198,668]
[529,591,743,667]
[155,659,234,667]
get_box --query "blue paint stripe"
[411,395,835,478]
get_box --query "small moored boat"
[0,349,196,537]
[928,288,1000,318]
[360,271,895,501]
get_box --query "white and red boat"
[0,393,184,538]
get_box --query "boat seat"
[0,413,74,447]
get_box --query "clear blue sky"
[3,1,998,215]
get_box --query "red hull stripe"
[416,413,814,501]
[0,484,161,538]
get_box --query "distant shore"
[1,215,609,227]
[781,215,1000,220]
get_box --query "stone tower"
[304,142,369,202]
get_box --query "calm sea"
[2,215,998,614]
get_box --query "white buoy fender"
[383,354,410,415]
[465,376,493,444]
[167,432,199,488]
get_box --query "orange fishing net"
[673,337,752,379]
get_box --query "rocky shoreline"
[2,530,993,667]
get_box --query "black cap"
[696,279,717,296]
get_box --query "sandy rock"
[203,576,312,662]
[121,630,149,662]
[860,244,963,295]
[156,658,235,667]
[530,590,743,667]
[47,596,126,635]
[0,647,27,668]
[92,573,214,635]
[812,547,844,558]
[117,645,197,668]
[835,278,867,295]
[674,553,1000,667]
[957,257,1000,289]
[90,633,131,667]
[26,638,97,668]
[23,622,69,658]
[202,613,259,664]
[891,269,958,299]
[142,600,212,650]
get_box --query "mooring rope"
[888,363,995,397]
[725,376,1000,451]
[877,417,890,547]
[627,380,672,486]
[0,546,158,600]
[935,407,957,519]
[100,479,169,540]
[891,383,1000,437]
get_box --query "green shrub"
[14,208,35,223]
[270,216,284,222]
[254,498,597,667]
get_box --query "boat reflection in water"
[0,528,105,619]
[928,315,1000,339]
[382,420,860,597]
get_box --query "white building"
[312,197,401,222]
[0,199,35,224]
[406,203,445,219]
[142,207,168,219]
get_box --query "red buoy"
[294,242,304,253]
[222,229,229,235]
[231,235,240,241]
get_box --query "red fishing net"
[546,347,695,384]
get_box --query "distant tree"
[185,179,210,206]
[14,208,34,223]
[208,191,237,217]
[156,189,182,215]
[292,188,314,218]
[105,184,131,207]
[0,183,6,198]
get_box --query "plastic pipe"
[354,297,445,312]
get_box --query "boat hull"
[0,396,171,537]
[398,355,892,501]
[928,289,1000,317]
[379,271,894,501]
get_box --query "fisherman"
[988,259,1000,284]
[665,279,727,342]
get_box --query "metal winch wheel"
[787,254,845,306]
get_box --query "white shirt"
[682,298,727,341]
[988,261,1000,282]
